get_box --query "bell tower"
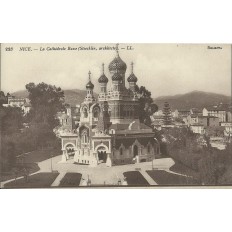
[84,71,95,103]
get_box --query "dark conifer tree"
[162,102,172,125]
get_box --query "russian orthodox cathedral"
[60,45,159,166]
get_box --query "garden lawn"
[59,173,82,187]
[123,171,150,186]
[169,161,198,178]
[147,170,199,185]
[1,148,61,182]
[4,172,59,188]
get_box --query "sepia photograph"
[0,43,231,188]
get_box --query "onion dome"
[112,68,122,81]
[86,71,94,89]
[108,44,127,73]
[127,62,138,83]
[98,63,108,83]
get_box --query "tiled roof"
[177,109,191,112]
[113,137,155,149]
[109,122,152,132]
[198,115,218,118]
[205,105,228,111]
[190,114,198,118]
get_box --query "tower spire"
[102,63,105,74]
[116,43,119,57]
[131,62,134,74]
[88,70,91,81]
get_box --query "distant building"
[198,116,219,127]
[153,110,163,116]
[173,109,192,125]
[227,111,232,123]
[151,115,163,126]
[66,105,81,128]
[3,94,31,115]
[221,122,232,137]
[190,108,202,116]
[21,102,32,115]
[174,109,191,119]
[203,106,227,122]
[186,114,198,126]
[210,137,227,150]
[190,124,205,134]
[7,95,25,107]
[187,115,219,127]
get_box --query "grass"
[123,171,150,186]
[59,173,82,187]
[0,163,40,182]
[23,148,61,163]
[169,161,198,178]
[4,172,59,188]
[147,170,200,186]
[1,148,61,182]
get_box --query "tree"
[1,107,23,135]
[26,82,65,128]
[135,85,158,126]
[162,102,172,125]
[25,82,64,150]
[0,91,7,107]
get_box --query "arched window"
[147,145,150,153]
[120,147,123,156]
[83,107,88,118]
[133,145,138,157]
[81,130,89,144]
[93,107,99,118]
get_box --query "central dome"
[108,56,127,73]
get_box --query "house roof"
[191,108,202,113]
[113,137,155,149]
[204,106,228,111]
[177,109,191,112]
[198,115,218,118]
[109,123,129,131]
[109,122,152,133]
[190,124,204,127]
[190,114,198,118]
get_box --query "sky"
[1,43,231,98]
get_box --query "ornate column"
[61,150,67,162]
[106,153,112,167]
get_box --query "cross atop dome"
[98,63,108,84]
[127,62,138,83]
[102,63,105,74]
[131,62,134,73]
[116,43,119,57]
[86,70,94,89]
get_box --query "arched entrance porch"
[65,144,75,159]
[97,146,107,163]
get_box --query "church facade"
[60,46,159,167]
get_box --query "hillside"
[12,89,96,106]
[12,89,231,110]
[154,91,231,110]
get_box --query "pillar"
[106,153,112,167]
[61,150,67,162]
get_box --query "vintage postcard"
[0,43,231,188]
